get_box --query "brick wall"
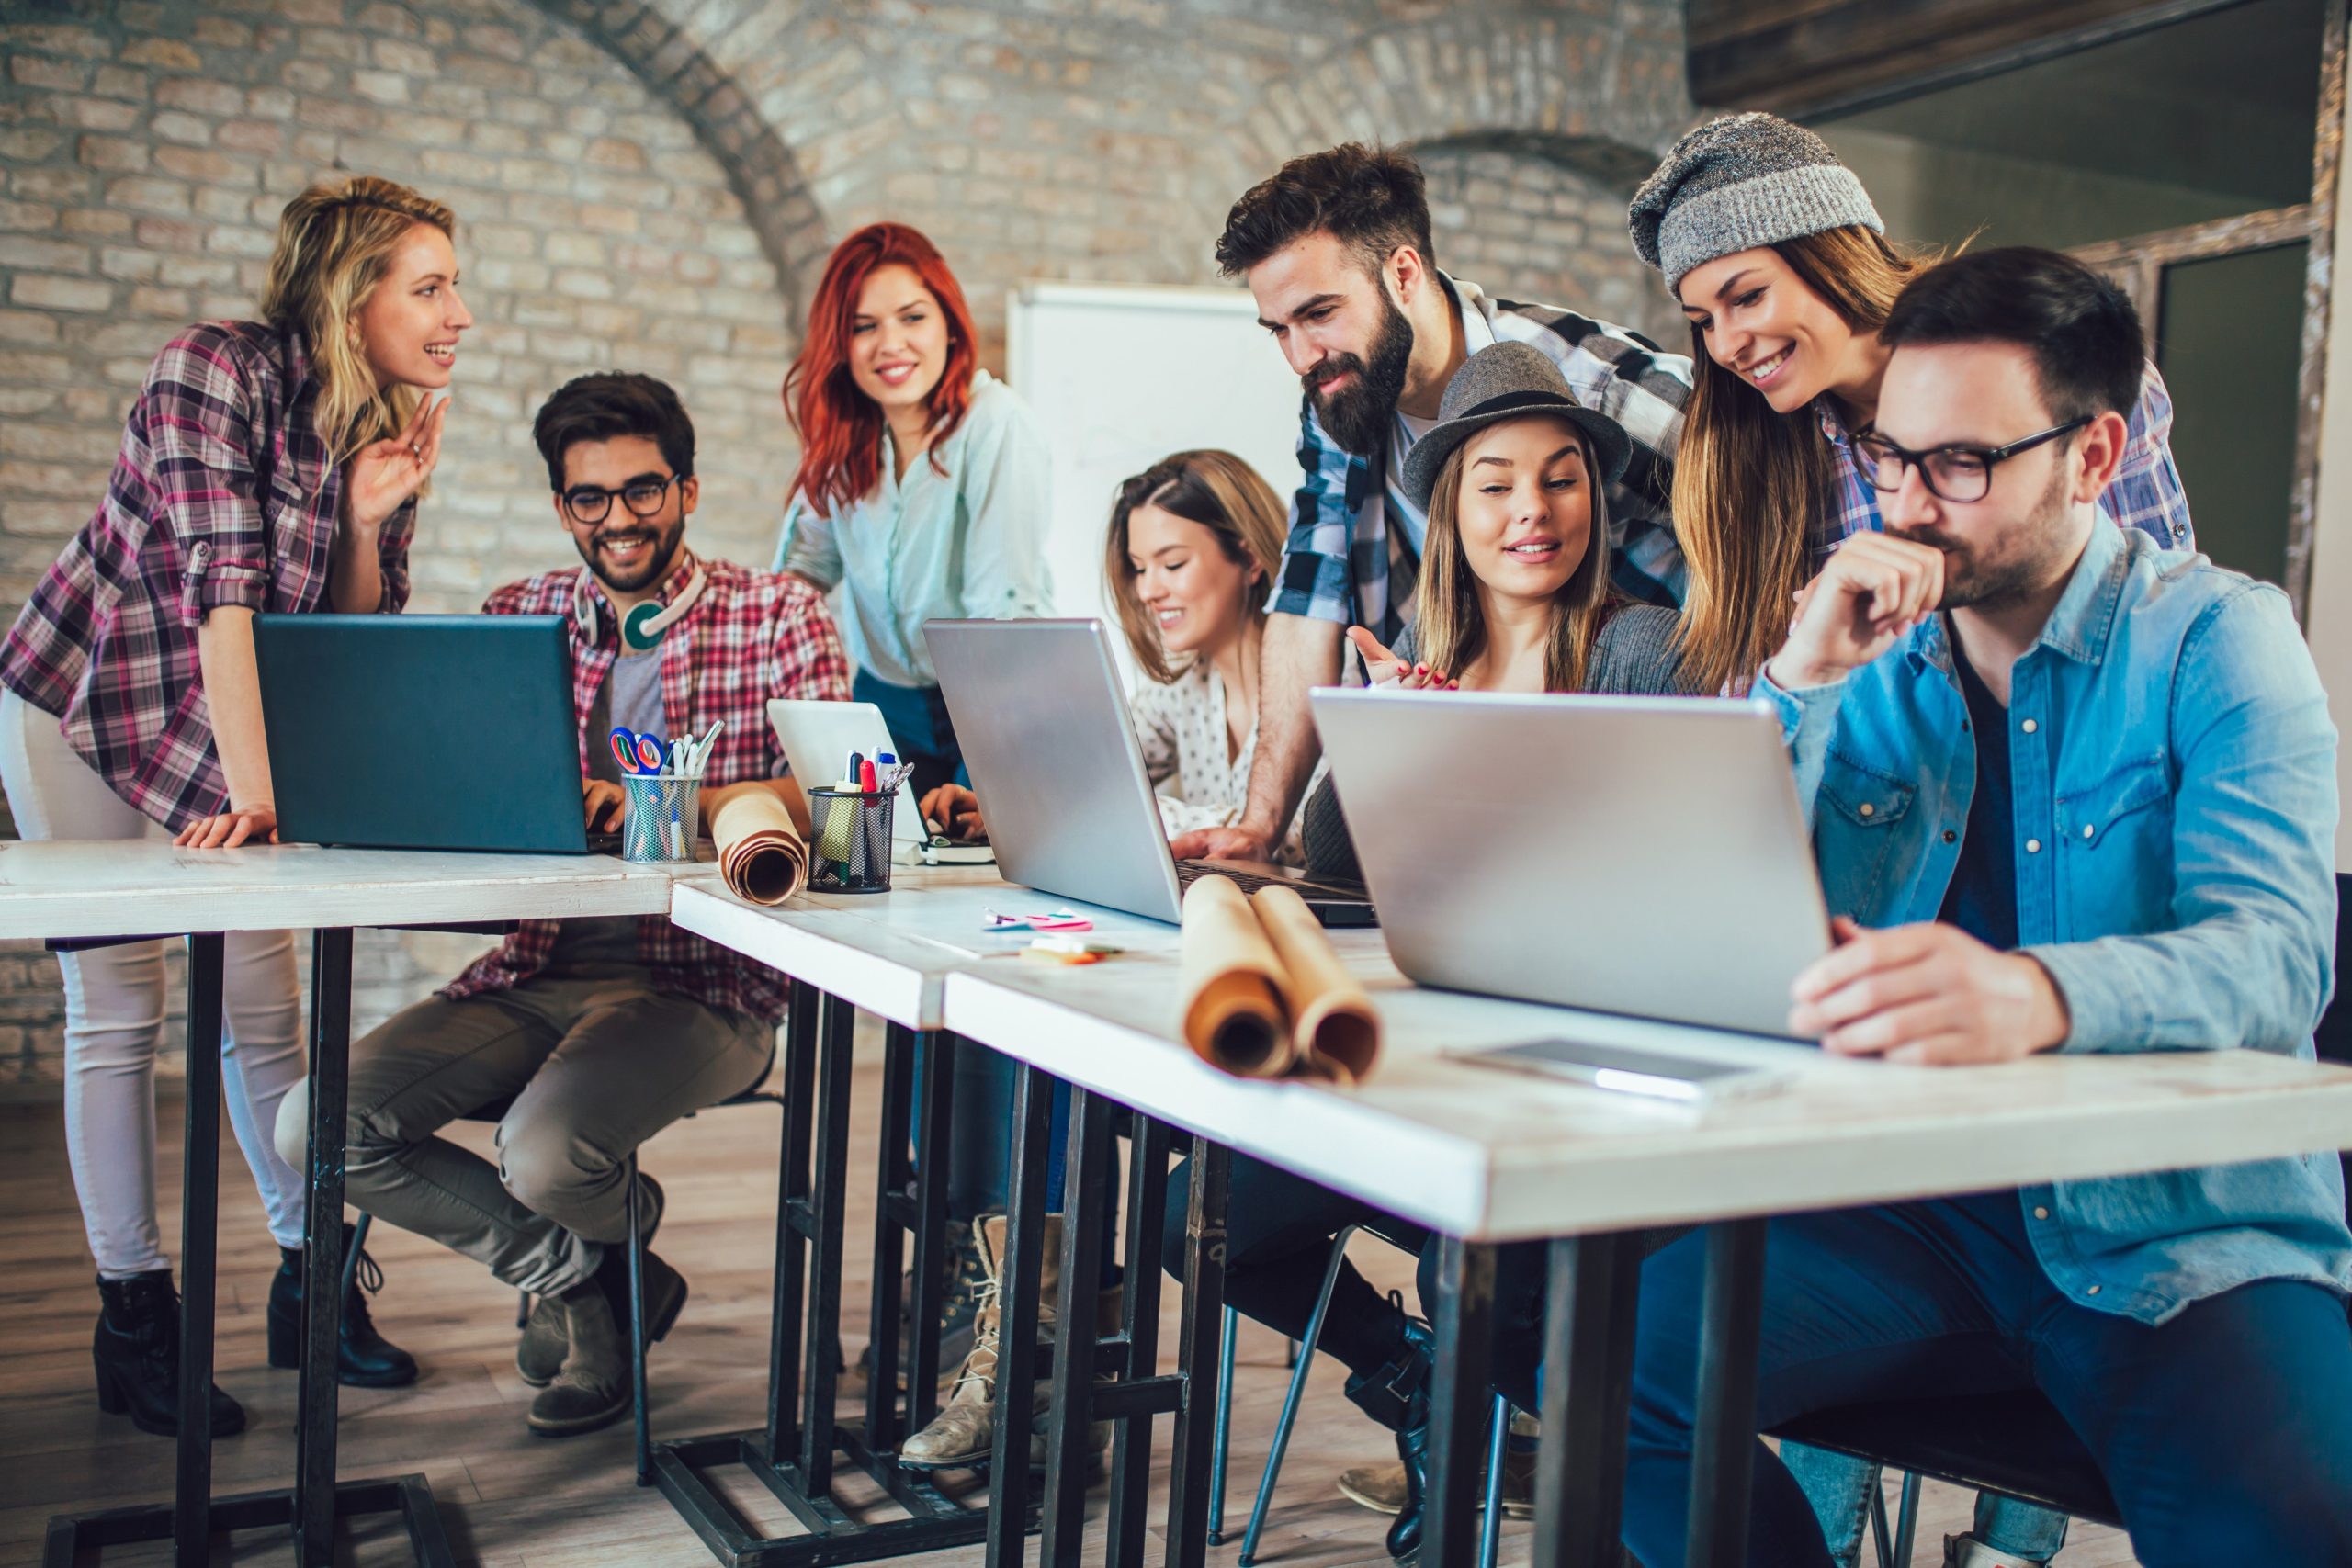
[0,0,1691,1095]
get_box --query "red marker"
[858,756,877,794]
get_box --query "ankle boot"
[266,1224,419,1388]
[93,1270,245,1438]
[526,1281,629,1437]
[1340,1306,1435,1565]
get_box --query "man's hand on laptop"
[583,778,624,834]
[1347,626,1454,691]
[175,802,278,849]
[920,784,987,842]
[1790,916,2070,1065]
[1767,534,1945,691]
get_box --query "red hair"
[783,223,981,518]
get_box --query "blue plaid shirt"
[1268,274,1694,649]
[1811,361,2193,569]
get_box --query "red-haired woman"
[775,222,1051,795]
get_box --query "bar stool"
[1204,1217,1515,1566]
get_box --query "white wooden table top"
[668,871,1182,1029]
[673,866,2352,1242]
[0,840,676,941]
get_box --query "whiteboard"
[1005,281,1306,687]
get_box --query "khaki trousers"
[340,972,772,1295]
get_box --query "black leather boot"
[1341,1312,1436,1565]
[266,1224,419,1388]
[93,1270,246,1438]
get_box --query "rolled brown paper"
[1179,874,1296,1077]
[707,784,811,907]
[1251,884,1381,1084]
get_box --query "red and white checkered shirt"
[438,553,850,1023]
[0,320,414,831]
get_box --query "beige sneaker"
[896,1214,1114,1473]
[1337,1448,1534,1519]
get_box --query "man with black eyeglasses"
[1600,249,2352,1568]
[317,372,850,1438]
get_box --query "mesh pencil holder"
[807,787,894,893]
[620,773,703,864]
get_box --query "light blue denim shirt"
[1761,520,2352,1325]
[774,370,1053,689]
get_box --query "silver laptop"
[1310,687,1832,1036]
[765,698,925,848]
[924,619,1372,925]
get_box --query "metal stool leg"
[1870,1474,1895,1567]
[626,1150,650,1486]
[1237,1222,1366,1565]
[1206,1305,1238,1543]
[1477,1393,1510,1568]
[1891,1471,1923,1567]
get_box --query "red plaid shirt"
[439,553,849,1023]
[0,320,413,831]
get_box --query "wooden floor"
[0,1031,2143,1567]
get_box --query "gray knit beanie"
[1626,112,1883,294]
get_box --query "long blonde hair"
[1103,450,1286,684]
[1673,225,1933,693]
[257,175,456,466]
[1414,415,1613,693]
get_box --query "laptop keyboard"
[1175,860,1365,903]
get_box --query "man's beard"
[1304,291,1414,457]
[1893,459,2073,614]
[577,513,685,594]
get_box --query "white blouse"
[1129,660,1308,865]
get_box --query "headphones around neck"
[573,555,707,651]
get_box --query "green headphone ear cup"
[622,601,665,651]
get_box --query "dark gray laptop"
[924,618,1373,925]
[254,614,607,853]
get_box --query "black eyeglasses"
[560,474,684,525]
[1853,417,2090,503]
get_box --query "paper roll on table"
[1178,874,1381,1082]
[707,784,811,906]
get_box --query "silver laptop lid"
[1309,688,1832,1037]
[924,619,1186,923]
[765,698,924,845]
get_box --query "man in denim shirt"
[1613,247,2352,1568]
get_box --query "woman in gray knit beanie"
[1623,110,1938,694]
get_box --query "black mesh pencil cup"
[807,786,894,893]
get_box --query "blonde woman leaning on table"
[919,449,1306,861]
[0,175,466,1438]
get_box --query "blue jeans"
[1779,1443,2066,1566]
[1625,1191,2352,1568]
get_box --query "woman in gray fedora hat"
[1626,111,2192,701]
[1168,342,1696,1567]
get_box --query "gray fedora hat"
[1399,341,1632,510]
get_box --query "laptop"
[1309,687,1833,1036]
[254,614,614,853]
[923,619,1374,925]
[765,698,926,849]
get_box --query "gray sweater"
[1301,604,1692,881]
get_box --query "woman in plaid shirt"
[0,175,470,1438]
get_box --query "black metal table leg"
[650,991,995,1565]
[1534,1231,1644,1568]
[1163,1135,1228,1568]
[1687,1218,1769,1568]
[1423,1237,1498,1568]
[864,1023,916,1451]
[1104,1114,1170,1565]
[986,1059,1056,1565]
[906,1030,954,1434]
[175,932,224,1567]
[1038,1087,1114,1565]
[292,927,352,1566]
[47,927,452,1568]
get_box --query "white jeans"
[0,689,307,1275]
